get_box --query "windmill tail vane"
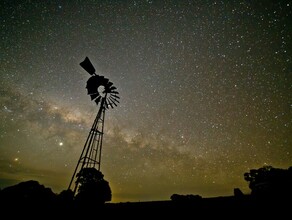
[79,56,96,75]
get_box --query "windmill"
[68,57,120,196]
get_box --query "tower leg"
[68,100,106,195]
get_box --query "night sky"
[1,0,291,202]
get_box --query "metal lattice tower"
[68,57,120,195]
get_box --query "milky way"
[1,0,291,202]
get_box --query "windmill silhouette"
[68,57,120,196]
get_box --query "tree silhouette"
[244,165,292,198]
[0,180,57,214]
[75,167,111,206]
[57,189,74,210]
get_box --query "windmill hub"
[98,85,106,97]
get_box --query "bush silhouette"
[0,180,56,211]
[75,167,111,206]
[244,165,292,198]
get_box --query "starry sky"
[1,0,291,202]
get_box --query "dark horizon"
[1,165,291,201]
[1,166,291,218]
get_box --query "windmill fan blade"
[88,92,98,95]
[102,78,109,85]
[94,96,101,105]
[98,76,105,83]
[111,91,119,94]
[107,82,113,87]
[109,96,119,104]
[80,57,95,75]
[90,93,99,100]
[109,97,118,106]
[112,101,117,107]
[110,95,120,101]
[97,76,109,87]
[111,94,120,99]
[107,98,114,108]
[87,76,101,94]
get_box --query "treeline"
[0,165,291,215]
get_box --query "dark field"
[1,193,290,219]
